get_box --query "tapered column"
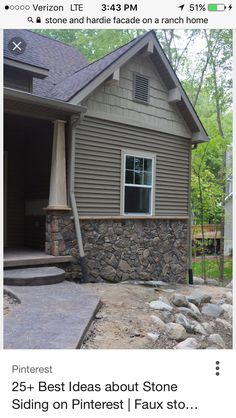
[46,120,70,211]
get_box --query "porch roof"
[4,87,87,120]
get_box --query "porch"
[4,88,85,267]
[4,248,73,268]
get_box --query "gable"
[82,53,192,138]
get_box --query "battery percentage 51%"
[189,4,206,11]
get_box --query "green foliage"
[35,29,145,62]
[193,257,232,281]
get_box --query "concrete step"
[4,266,65,286]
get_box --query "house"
[3,30,209,284]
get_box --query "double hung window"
[123,152,154,215]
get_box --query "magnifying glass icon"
[27,17,33,23]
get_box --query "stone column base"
[45,213,78,257]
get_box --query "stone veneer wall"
[45,213,78,257]
[46,215,188,283]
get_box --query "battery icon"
[208,4,226,11]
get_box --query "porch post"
[46,120,70,211]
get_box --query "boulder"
[208,334,226,349]
[188,302,201,315]
[193,277,204,285]
[149,300,173,312]
[191,322,208,335]
[221,303,233,318]
[175,313,192,333]
[172,294,189,308]
[210,298,225,305]
[174,337,199,349]
[224,292,233,305]
[201,303,223,318]
[187,292,211,306]
[177,307,201,321]
[226,280,232,289]
[202,322,215,334]
[150,315,166,332]
[159,311,174,323]
[166,323,187,341]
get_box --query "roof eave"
[4,87,87,115]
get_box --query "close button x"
[8,37,26,55]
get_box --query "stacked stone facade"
[46,215,188,283]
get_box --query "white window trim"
[120,149,156,216]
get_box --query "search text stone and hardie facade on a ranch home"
[4,30,208,283]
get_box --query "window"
[4,66,32,92]
[133,73,149,104]
[123,152,154,215]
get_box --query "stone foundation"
[46,216,188,283]
[81,219,188,283]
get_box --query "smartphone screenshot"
[0,1,235,416]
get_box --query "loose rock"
[201,303,223,318]
[147,332,160,341]
[191,322,208,335]
[177,307,201,321]
[188,302,201,315]
[216,318,232,330]
[221,303,233,318]
[175,313,192,333]
[193,277,204,285]
[224,292,233,304]
[172,294,189,308]
[187,292,211,306]
[174,337,199,349]
[202,322,214,334]
[149,300,173,312]
[150,315,166,331]
[208,333,226,349]
[165,323,187,341]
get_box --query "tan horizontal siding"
[74,117,190,216]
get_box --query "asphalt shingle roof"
[4,30,150,102]
[4,30,88,98]
[48,32,150,101]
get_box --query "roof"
[4,29,209,142]
[48,32,149,101]
[4,30,88,98]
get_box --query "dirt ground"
[81,282,232,349]
[4,293,19,315]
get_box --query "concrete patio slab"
[4,282,101,349]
